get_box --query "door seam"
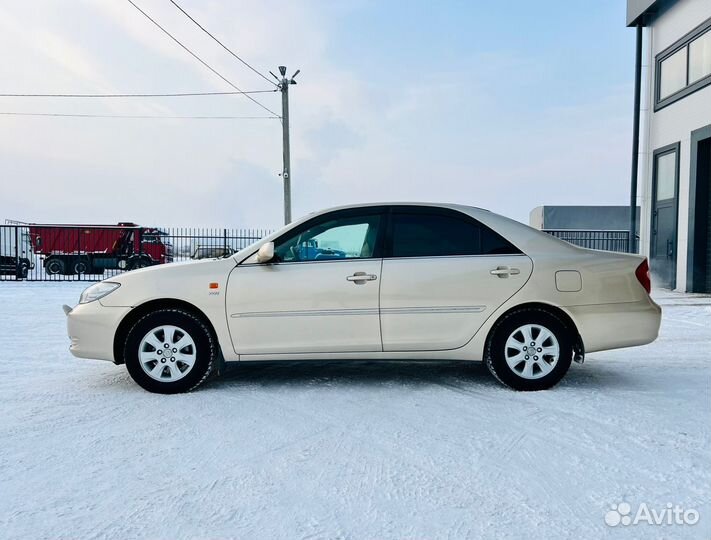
[378,258,384,352]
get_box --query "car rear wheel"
[124,309,216,394]
[485,309,573,391]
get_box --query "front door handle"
[346,272,377,284]
[490,266,520,278]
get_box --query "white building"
[629,0,711,292]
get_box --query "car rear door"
[379,206,533,351]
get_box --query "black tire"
[127,256,151,271]
[16,261,29,279]
[485,308,573,391]
[123,309,216,394]
[45,257,65,276]
[73,259,89,275]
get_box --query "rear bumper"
[566,296,662,353]
[66,301,131,362]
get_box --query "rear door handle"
[346,272,377,284]
[490,266,520,278]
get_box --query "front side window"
[390,212,520,258]
[274,213,381,262]
[142,234,160,244]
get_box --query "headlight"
[79,282,121,304]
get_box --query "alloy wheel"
[504,323,560,380]
[138,325,197,382]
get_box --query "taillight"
[635,259,651,294]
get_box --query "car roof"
[305,202,490,215]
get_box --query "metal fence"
[0,223,269,282]
[543,229,635,253]
[0,223,637,282]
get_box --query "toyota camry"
[65,203,661,393]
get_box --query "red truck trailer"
[29,222,173,275]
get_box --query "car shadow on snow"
[205,358,642,392]
[217,360,499,389]
[86,358,643,394]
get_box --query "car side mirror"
[256,241,275,263]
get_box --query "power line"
[168,0,276,87]
[0,90,276,98]
[0,111,279,120]
[125,0,279,117]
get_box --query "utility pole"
[272,66,300,225]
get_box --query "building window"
[659,48,688,99]
[655,17,711,110]
[655,152,676,201]
[689,30,711,83]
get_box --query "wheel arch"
[113,298,221,365]
[484,302,585,361]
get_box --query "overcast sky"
[0,0,635,229]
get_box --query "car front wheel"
[485,309,573,391]
[124,309,216,394]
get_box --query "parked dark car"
[191,246,235,260]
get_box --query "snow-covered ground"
[0,283,709,539]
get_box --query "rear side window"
[390,212,520,258]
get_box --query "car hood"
[99,256,236,308]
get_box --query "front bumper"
[566,296,662,353]
[66,301,131,362]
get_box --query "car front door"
[379,206,533,351]
[226,208,385,355]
